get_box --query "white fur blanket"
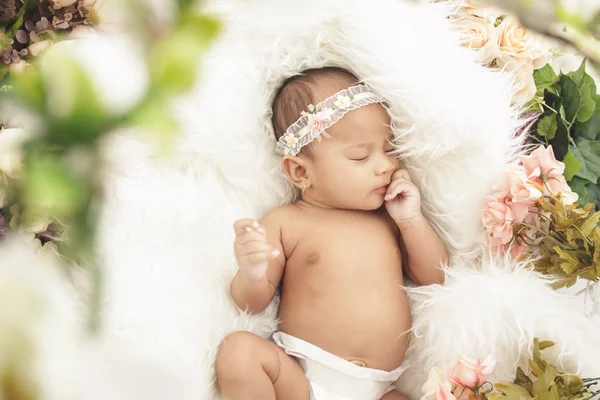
[91,0,600,399]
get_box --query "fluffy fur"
[91,0,600,398]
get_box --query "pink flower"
[520,145,564,180]
[520,145,578,204]
[482,197,514,247]
[448,355,496,389]
[508,166,542,205]
[421,367,457,400]
[507,201,529,223]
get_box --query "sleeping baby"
[216,67,448,400]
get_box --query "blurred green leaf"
[43,51,108,146]
[10,67,45,112]
[150,14,220,95]
[23,150,87,220]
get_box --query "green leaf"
[567,59,597,95]
[581,211,600,235]
[494,382,533,399]
[572,140,600,183]
[563,150,582,180]
[534,64,559,88]
[572,104,600,141]
[559,75,581,123]
[537,113,558,140]
[569,176,590,203]
[585,182,600,209]
[577,84,596,122]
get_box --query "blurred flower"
[69,25,97,38]
[0,128,31,178]
[41,36,149,117]
[28,40,53,57]
[454,14,500,64]
[0,0,17,21]
[51,0,79,7]
[497,17,548,69]
[503,60,537,104]
[0,233,80,400]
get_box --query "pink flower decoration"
[303,109,333,138]
[520,145,578,204]
[482,197,514,247]
[508,166,542,205]
[448,355,496,389]
[520,145,565,179]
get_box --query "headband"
[275,84,386,156]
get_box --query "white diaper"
[272,332,408,400]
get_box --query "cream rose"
[504,60,537,104]
[454,14,500,65]
[497,17,548,68]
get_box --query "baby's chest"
[284,211,401,268]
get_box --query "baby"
[216,67,448,400]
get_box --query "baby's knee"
[216,331,260,378]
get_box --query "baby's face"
[306,103,400,210]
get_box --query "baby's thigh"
[380,391,410,400]
[216,331,309,400]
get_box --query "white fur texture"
[93,0,600,398]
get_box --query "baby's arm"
[230,210,285,313]
[398,216,447,286]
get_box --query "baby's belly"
[279,259,411,371]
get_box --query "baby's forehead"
[328,104,391,141]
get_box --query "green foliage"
[520,195,600,289]
[530,60,600,209]
[488,339,590,400]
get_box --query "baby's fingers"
[385,180,415,201]
[233,218,261,236]
[236,241,274,256]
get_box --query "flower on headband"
[303,108,333,137]
[334,95,352,110]
[283,133,300,155]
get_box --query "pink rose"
[482,197,514,247]
[520,145,577,204]
[508,166,542,205]
[448,355,496,389]
[520,145,564,179]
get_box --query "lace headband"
[275,84,386,156]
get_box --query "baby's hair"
[271,66,360,156]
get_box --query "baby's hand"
[233,219,280,282]
[384,169,422,224]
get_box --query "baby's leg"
[380,391,410,400]
[216,331,310,400]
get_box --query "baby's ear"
[281,155,310,190]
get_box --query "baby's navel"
[348,359,368,368]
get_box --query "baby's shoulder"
[259,204,299,227]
